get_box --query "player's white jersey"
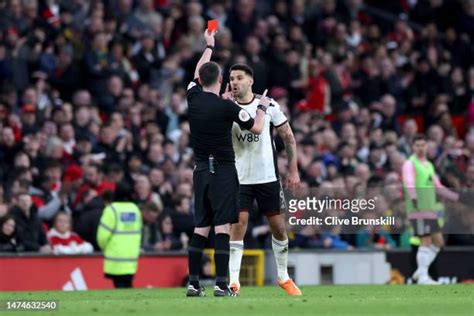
[232,95,288,185]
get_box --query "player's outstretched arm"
[276,122,300,189]
[194,29,216,79]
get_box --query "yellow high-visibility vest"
[97,202,142,275]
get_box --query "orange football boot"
[278,278,302,296]
[229,283,240,296]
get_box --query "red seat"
[452,115,466,138]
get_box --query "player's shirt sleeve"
[226,101,255,130]
[186,78,202,101]
[269,99,288,127]
[402,160,417,200]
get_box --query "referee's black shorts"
[239,180,286,216]
[193,162,239,227]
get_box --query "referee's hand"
[204,29,216,46]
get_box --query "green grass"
[0,285,472,316]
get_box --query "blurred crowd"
[1,0,474,254]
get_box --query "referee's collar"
[237,94,256,106]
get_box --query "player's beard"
[236,87,250,101]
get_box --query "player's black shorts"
[239,180,286,216]
[410,218,441,236]
[193,162,239,227]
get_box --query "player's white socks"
[272,236,290,282]
[416,246,431,276]
[229,240,244,285]
[427,245,440,266]
[416,245,440,277]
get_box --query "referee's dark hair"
[230,63,254,78]
[198,61,221,87]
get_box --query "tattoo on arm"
[286,142,293,162]
[277,123,297,167]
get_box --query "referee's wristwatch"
[206,45,214,51]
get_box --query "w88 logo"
[237,133,260,142]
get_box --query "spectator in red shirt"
[47,211,93,255]
[73,164,115,211]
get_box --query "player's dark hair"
[199,62,221,87]
[230,63,254,78]
[412,134,427,144]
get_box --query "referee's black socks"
[214,233,230,290]
[188,233,208,288]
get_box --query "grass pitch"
[0,285,472,316]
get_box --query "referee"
[185,29,268,297]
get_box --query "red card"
[208,20,218,32]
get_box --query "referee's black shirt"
[187,79,255,164]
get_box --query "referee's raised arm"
[194,29,217,80]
